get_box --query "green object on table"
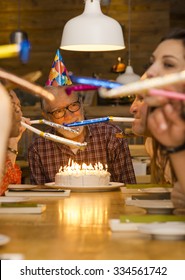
[124,183,172,189]
[120,214,185,223]
[0,202,39,208]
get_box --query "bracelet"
[7,147,18,155]
[165,142,185,154]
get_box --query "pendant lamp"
[10,0,29,44]
[60,0,125,52]
[116,0,140,84]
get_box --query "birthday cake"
[55,161,110,187]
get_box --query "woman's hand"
[20,117,31,135]
[147,103,185,147]
[171,182,185,208]
[8,117,31,148]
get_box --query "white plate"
[138,222,185,240]
[0,253,24,260]
[125,199,174,214]
[45,182,123,192]
[0,234,10,246]
[109,219,139,232]
[0,197,29,203]
[140,187,172,194]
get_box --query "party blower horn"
[99,70,185,99]
[0,68,54,102]
[5,70,42,91]
[0,40,31,63]
[64,116,135,127]
[21,122,87,150]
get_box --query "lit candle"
[58,160,107,175]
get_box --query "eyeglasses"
[47,99,81,119]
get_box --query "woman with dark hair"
[130,28,185,207]
[145,28,185,208]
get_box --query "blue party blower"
[64,116,135,127]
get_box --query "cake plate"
[45,182,123,192]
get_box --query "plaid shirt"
[28,123,136,185]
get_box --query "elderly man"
[28,85,136,185]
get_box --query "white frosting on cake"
[55,161,110,187]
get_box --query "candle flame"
[59,160,108,174]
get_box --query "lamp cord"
[128,0,131,66]
[17,0,21,30]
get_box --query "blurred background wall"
[0,0,184,88]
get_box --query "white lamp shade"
[116,65,140,84]
[60,0,125,52]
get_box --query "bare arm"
[0,84,12,183]
[7,117,31,165]
[171,182,185,208]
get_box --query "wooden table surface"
[0,189,184,260]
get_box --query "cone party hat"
[45,49,72,86]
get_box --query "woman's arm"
[171,182,185,208]
[7,117,30,165]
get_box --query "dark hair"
[160,28,185,46]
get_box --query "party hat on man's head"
[45,49,72,86]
